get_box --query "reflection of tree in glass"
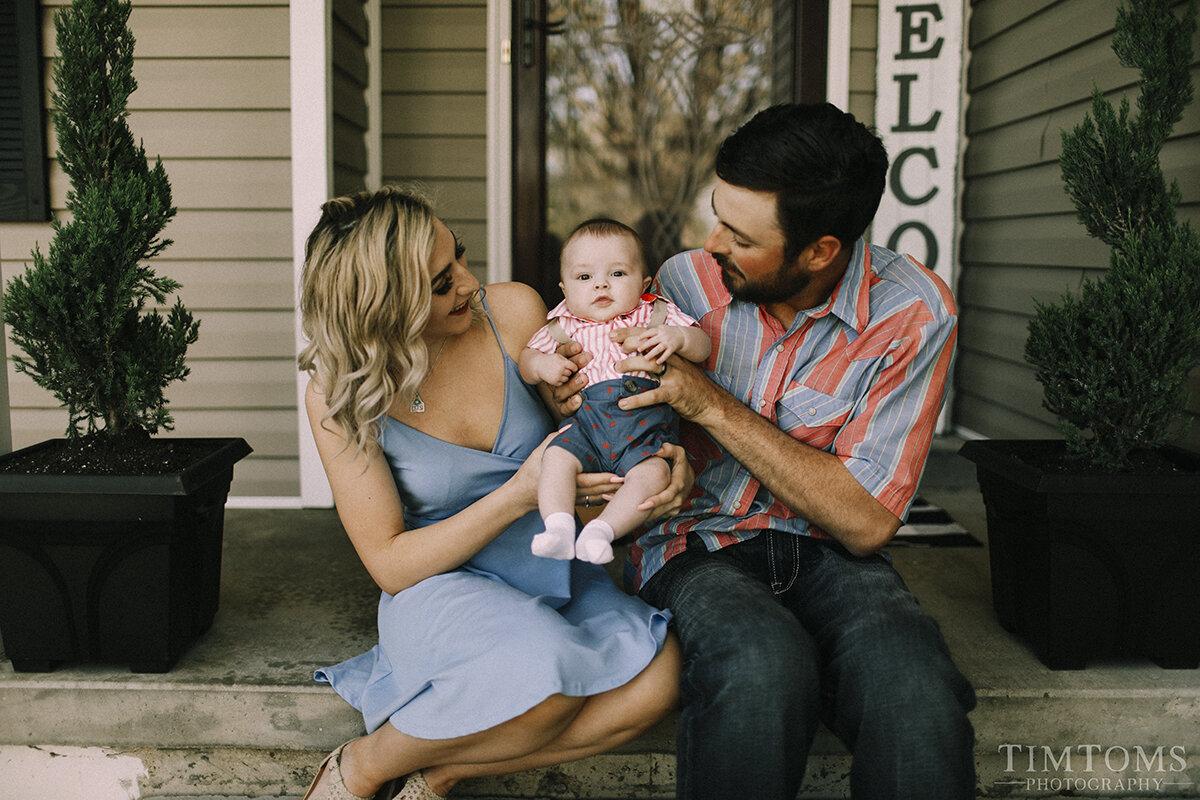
[547,0,770,271]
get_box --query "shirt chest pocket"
[776,383,856,449]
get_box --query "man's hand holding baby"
[611,326,719,425]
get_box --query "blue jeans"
[640,532,977,800]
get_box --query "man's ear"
[806,235,844,272]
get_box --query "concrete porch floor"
[1,436,1198,799]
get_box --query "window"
[513,0,826,302]
[0,0,50,222]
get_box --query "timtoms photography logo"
[995,744,1195,794]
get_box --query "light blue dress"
[315,305,671,740]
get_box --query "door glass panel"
[545,1,781,276]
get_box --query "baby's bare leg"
[532,446,582,559]
[576,456,671,564]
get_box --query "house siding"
[14,0,1193,504]
[1,0,297,496]
[379,0,488,282]
[956,0,1200,452]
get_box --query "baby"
[520,219,711,564]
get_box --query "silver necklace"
[410,337,449,413]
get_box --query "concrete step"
[2,440,1198,798]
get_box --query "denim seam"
[767,532,780,592]
[777,534,801,595]
[766,533,801,595]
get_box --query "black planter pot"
[0,437,251,673]
[959,439,1200,670]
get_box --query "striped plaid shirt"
[526,294,699,384]
[627,242,958,592]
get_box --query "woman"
[297,186,684,800]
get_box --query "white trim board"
[291,0,335,508]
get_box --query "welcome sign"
[874,1,963,290]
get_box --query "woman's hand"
[637,442,694,519]
[575,470,624,508]
[515,426,692,521]
[512,426,624,510]
[509,429,561,513]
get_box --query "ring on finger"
[584,496,592,507]
[659,362,669,377]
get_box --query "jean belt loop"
[769,532,801,596]
[766,532,783,594]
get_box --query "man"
[608,103,976,798]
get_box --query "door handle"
[521,0,567,68]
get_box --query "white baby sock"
[531,511,576,560]
[575,519,616,564]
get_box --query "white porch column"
[826,1,851,111]
[291,0,334,507]
[486,0,513,283]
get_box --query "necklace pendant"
[410,392,426,413]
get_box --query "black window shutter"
[0,0,49,222]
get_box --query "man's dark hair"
[715,103,889,259]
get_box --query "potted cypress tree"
[961,0,1200,670]
[0,0,250,672]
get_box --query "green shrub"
[1026,0,1200,471]
[2,0,198,440]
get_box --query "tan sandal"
[372,776,405,800]
[302,741,373,800]
[393,771,447,800]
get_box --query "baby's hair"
[562,218,647,273]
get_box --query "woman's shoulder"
[486,281,546,315]
[303,375,329,416]
[484,282,550,343]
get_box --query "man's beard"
[715,252,810,305]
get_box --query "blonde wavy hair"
[298,186,439,459]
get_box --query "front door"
[513,0,829,305]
